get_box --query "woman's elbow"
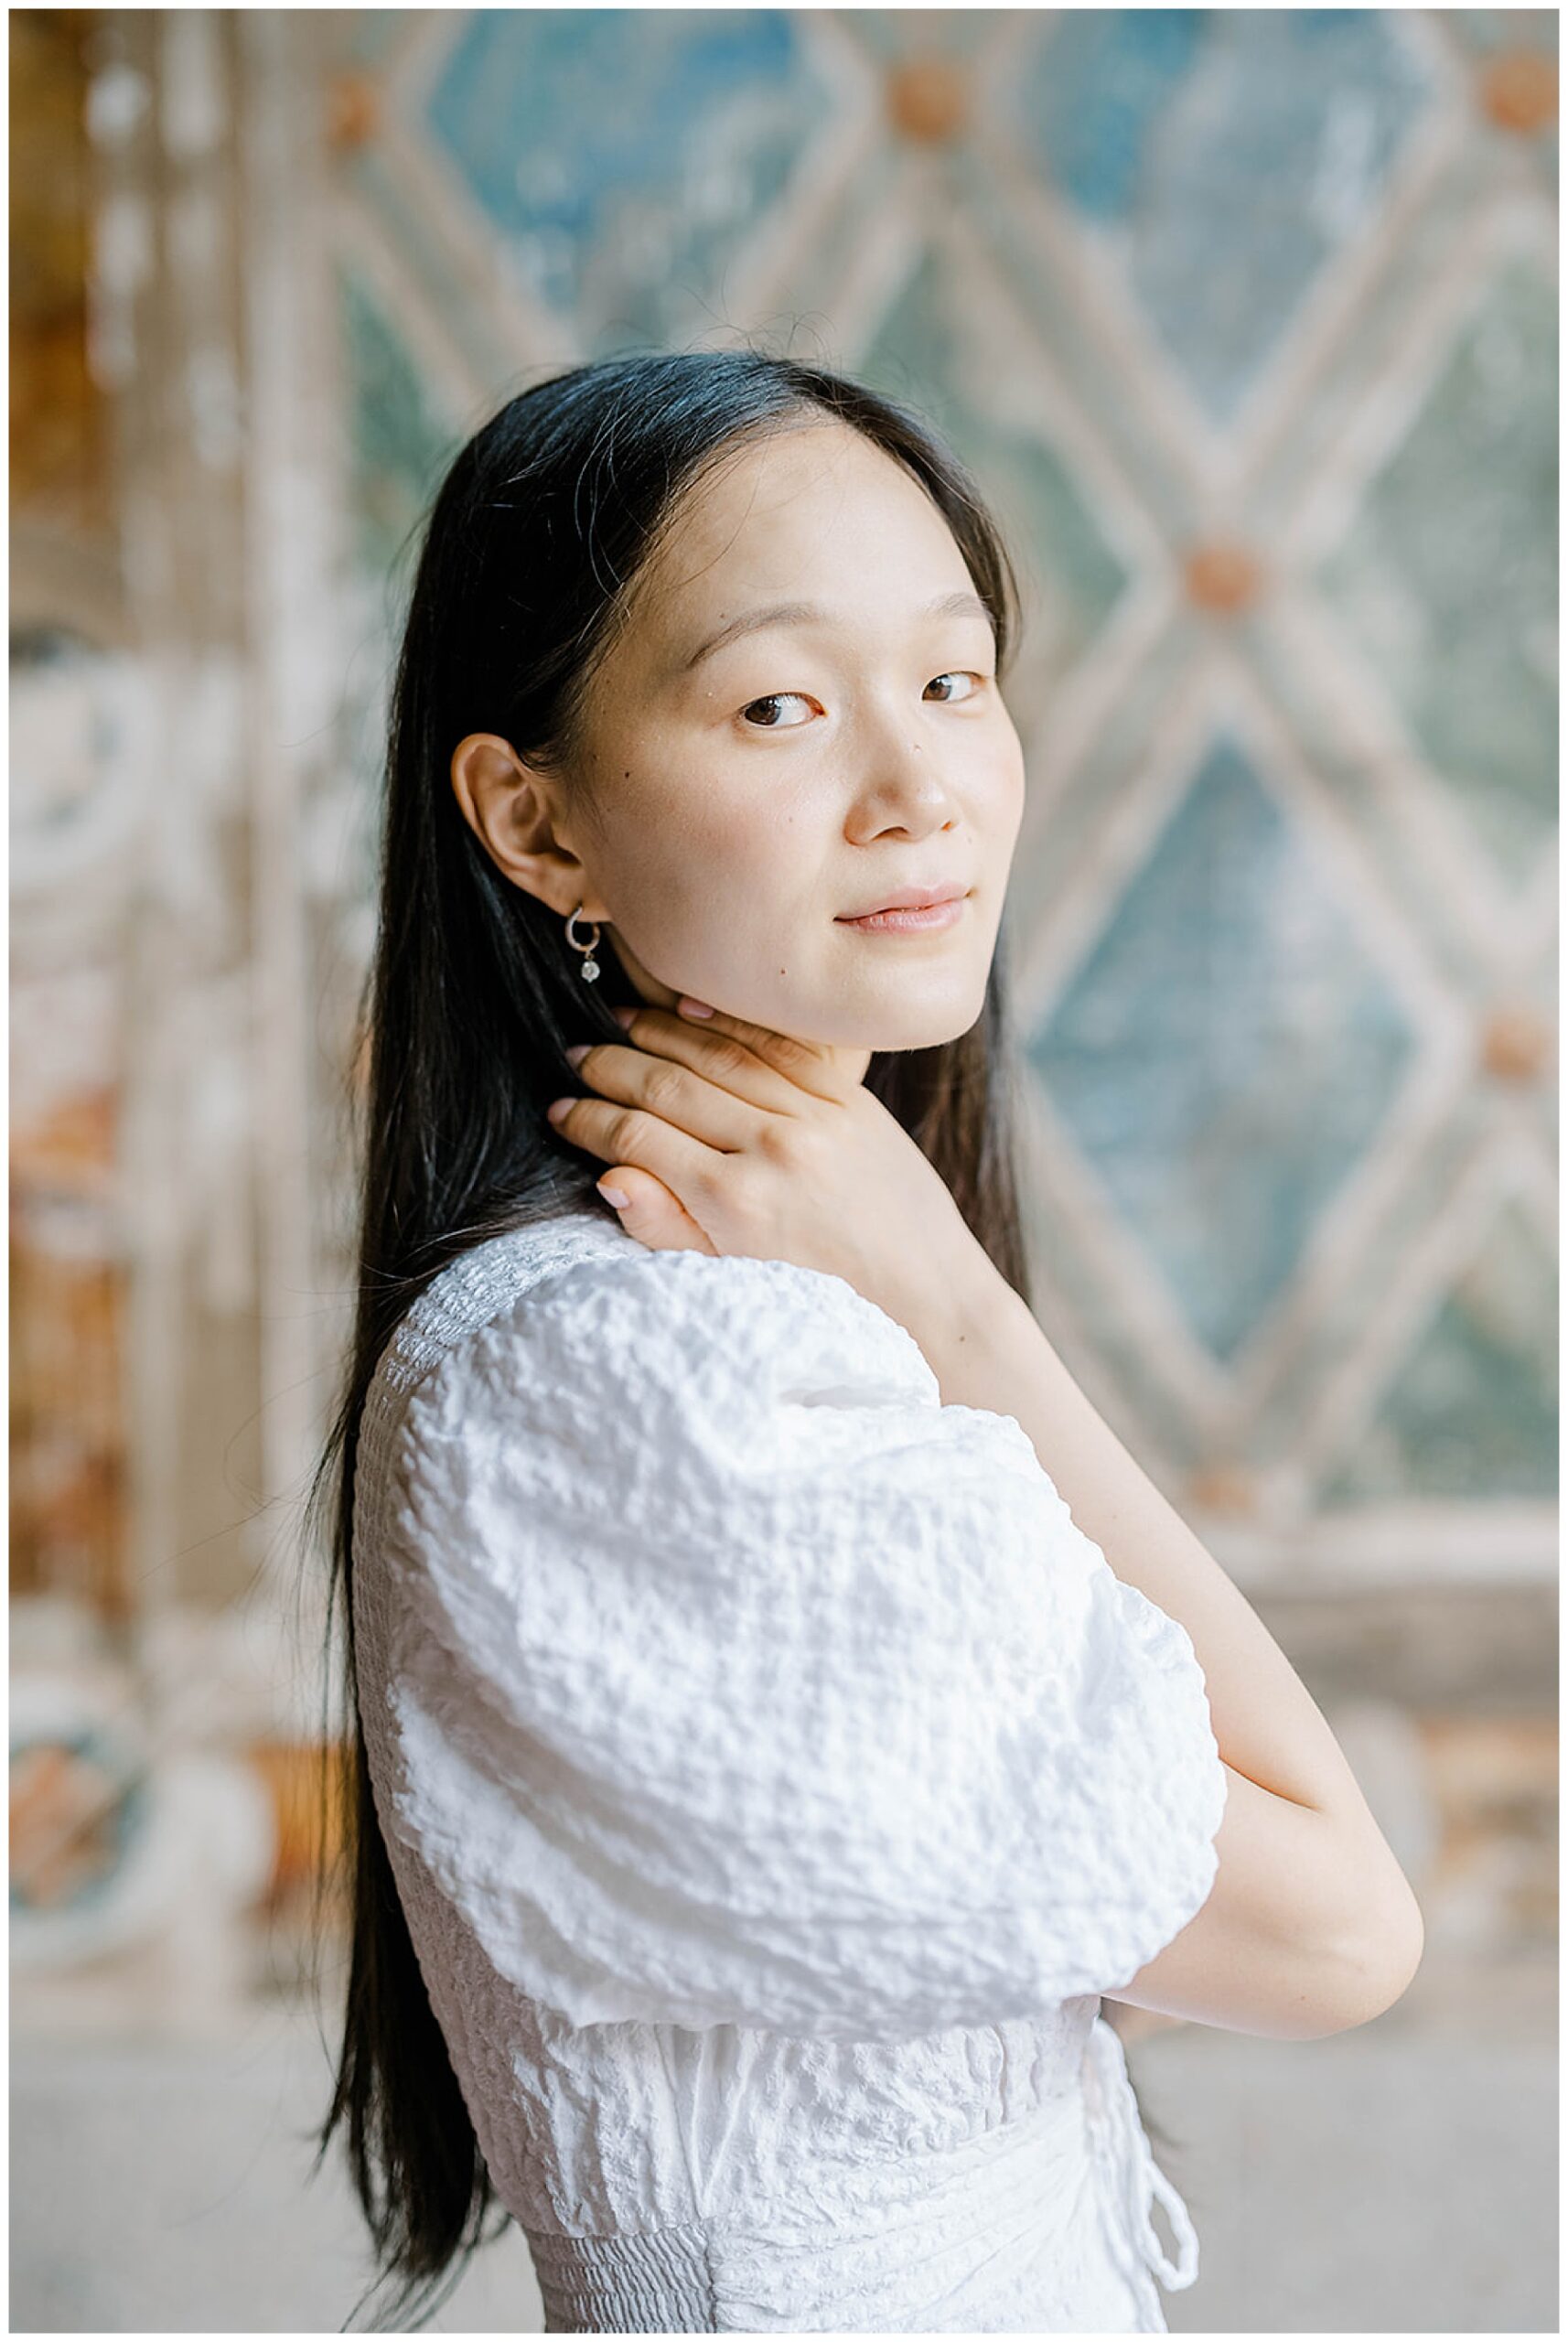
[1312,1872,1426,2036]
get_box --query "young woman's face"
[493,419,1026,1051]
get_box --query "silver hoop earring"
[564,903,602,983]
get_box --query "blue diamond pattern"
[424,10,834,338]
[1012,10,1431,422]
[1027,737,1418,1361]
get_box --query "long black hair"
[306,345,1159,2329]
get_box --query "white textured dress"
[351,1204,1229,2334]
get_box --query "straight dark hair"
[306,345,1165,2331]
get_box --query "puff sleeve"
[370,1244,1228,2038]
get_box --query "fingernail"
[545,1098,571,1123]
[564,1043,589,1068]
[597,1182,629,1209]
[677,996,714,1018]
[611,1004,635,1028]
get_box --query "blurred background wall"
[10,8,1557,2332]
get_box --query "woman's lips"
[834,895,969,934]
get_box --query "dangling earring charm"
[565,903,602,983]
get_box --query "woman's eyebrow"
[679,587,993,674]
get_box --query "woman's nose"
[847,747,960,838]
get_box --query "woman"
[312,349,1423,2333]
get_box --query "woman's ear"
[449,731,607,919]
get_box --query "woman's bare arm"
[910,1274,1425,2041]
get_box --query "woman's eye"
[744,674,987,725]
[739,692,814,730]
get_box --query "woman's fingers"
[545,1092,727,1208]
[671,997,857,1102]
[564,1038,762,1151]
[607,1004,804,1113]
[594,1164,716,1253]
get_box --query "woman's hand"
[545,995,1001,1338]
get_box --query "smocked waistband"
[528,2217,717,2333]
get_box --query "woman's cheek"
[623,843,757,973]
[971,747,1026,856]
[686,801,799,901]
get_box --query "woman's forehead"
[625,435,969,669]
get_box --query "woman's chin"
[822,988,990,1055]
[877,968,993,1048]
[868,1015,983,1053]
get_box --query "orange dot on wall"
[1479,50,1558,135]
[1188,1462,1257,1517]
[1479,1004,1552,1083]
[1184,543,1264,615]
[886,59,968,144]
[327,73,380,152]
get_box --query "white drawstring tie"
[1081,2009,1200,2330]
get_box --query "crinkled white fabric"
[352,1207,1228,2333]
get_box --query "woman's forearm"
[913,1272,1424,2036]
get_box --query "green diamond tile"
[1323,1196,1558,1503]
[1318,259,1557,886]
